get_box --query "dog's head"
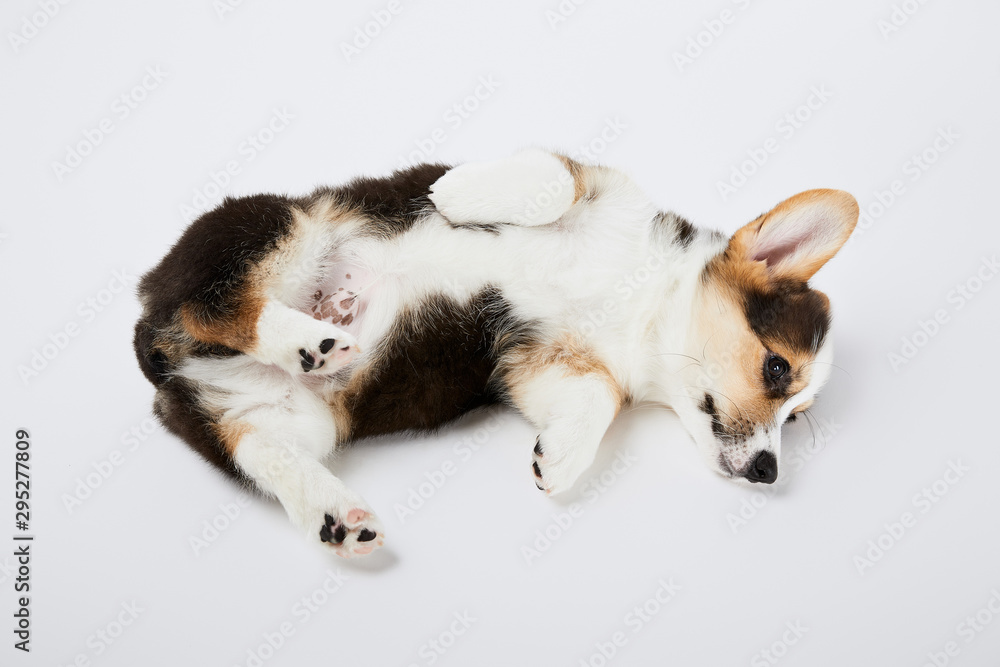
[672,189,858,484]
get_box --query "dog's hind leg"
[428,148,587,227]
[179,356,385,558]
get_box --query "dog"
[133,148,858,558]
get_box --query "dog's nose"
[745,451,777,484]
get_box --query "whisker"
[801,360,852,379]
[646,352,702,364]
[696,385,750,423]
[799,409,818,452]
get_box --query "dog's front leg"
[507,365,623,495]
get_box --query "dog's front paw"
[296,329,359,374]
[318,507,386,559]
[255,303,361,376]
[274,323,359,377]
[531,434,593,496]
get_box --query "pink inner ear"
[751,228,812,267]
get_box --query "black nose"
[745,451,777,484]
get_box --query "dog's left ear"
[730,189,859,283]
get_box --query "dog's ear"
[730,189,859,283]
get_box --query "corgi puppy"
[133,148,858,558]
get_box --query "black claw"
[533,461,542,478]
[534,438,543,457]
[332,524,347,544]
[535,482,545,491]
[320,338,336,354]
[358,529,377,542]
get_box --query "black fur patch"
[343,287,532,441]
[743,282,830,354]
[137,194,295,328]
[699,393,727,438]
[673,215,696,249]
[133,318,170,387]
[447,221,501,235]
[652,211,697,250]
[319,163,450,237]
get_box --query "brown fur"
[557,155,589,204]
[501,334,628,412]
[215,421,255,456]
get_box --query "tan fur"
[180,292,265,352]
[215,420,254,456]
[557,155,589,204]
[502,334,628,411]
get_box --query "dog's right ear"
[729,189,859,284]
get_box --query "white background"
[3,1,1000,665]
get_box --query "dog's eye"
[766,356,789,380]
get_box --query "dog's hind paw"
[530,434,593,496]
[318,507,386,558]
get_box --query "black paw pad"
[319,338,336,354]
[533,461,542,479]
[358,529,377,543]
[320,513,347,544]
[300,349,315,372]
